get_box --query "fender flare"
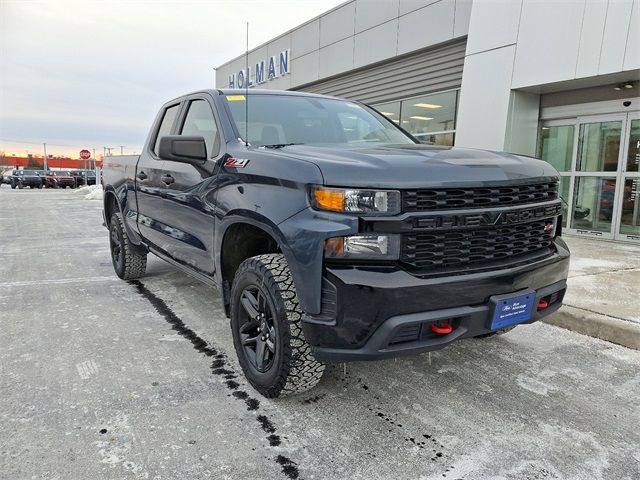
[103,186,145,248]
[216,210,315,312]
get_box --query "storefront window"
[374,101,401,126]
[400,91,457,145]
[571,177,616,233]
[372,90,458,146]
[577,121,621,172]
[540,125,574,172]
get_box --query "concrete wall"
[456,0,640,155]
[215,0,473,90]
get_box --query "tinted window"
[180,100,219,157]
[225,95,414,147]
[154,104,180,155]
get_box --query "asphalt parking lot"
[1,189,639,480]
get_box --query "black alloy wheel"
[238,286,278,373]
[230,254,325,398]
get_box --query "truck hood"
[275,144,557,188]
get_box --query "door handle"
[161,174,175,185]
[137,171,147,180]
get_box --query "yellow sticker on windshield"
[226,95,246,101]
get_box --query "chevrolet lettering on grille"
[414,203,562,230]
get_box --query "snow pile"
[73,185,94,194]
[82,185,104,201]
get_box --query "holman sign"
[228,49,290,88]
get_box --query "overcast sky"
[0,0,344,157]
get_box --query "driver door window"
[180,100,219,157]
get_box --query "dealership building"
[216,0,640,243]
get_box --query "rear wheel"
[109,212,147,280]
[230,254,325,398]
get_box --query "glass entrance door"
[540,112,640,243]
[569,115,624,239]
[617,114,640,241]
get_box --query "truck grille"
[401,218,555,272]
[402,182,558,212]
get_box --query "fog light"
[324,235,400,260]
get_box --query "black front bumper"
[303,238,570,362]
[19,178,42,186]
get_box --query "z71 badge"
[224,158,250,168]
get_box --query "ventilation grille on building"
[294,39,467,105]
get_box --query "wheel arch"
[218,214,287,316]
[103,188,120,228]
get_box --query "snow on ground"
[74,184,103,200]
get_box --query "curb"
[543,305,640,350]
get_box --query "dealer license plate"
[491,292,535,330]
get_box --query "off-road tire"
[230,254,325,398]
[475,326,516,339]
[109,212,147,280]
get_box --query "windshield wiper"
[260,143,303,149]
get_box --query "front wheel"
[109,212,147,280]
[230,254,325,398]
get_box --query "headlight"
[324,235,400,260]
[311,186,400,215]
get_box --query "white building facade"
[216,0,640,242]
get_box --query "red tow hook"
[538,298,549,310]
[431,323,453,335]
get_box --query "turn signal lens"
[324,237,345,256]
[313,188,345,212]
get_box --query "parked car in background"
[84,170,97,185]
[4,169,43,189]
[43,170,76,189]
[68,170,87,187]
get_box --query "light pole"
[43,143,48,171]
[118,145,125,155]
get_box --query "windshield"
[224,94,416,147]
[19,170,38,175]
[52,171,70,176]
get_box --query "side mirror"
[158,135,207,163]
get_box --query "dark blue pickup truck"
[103,89,569,398]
